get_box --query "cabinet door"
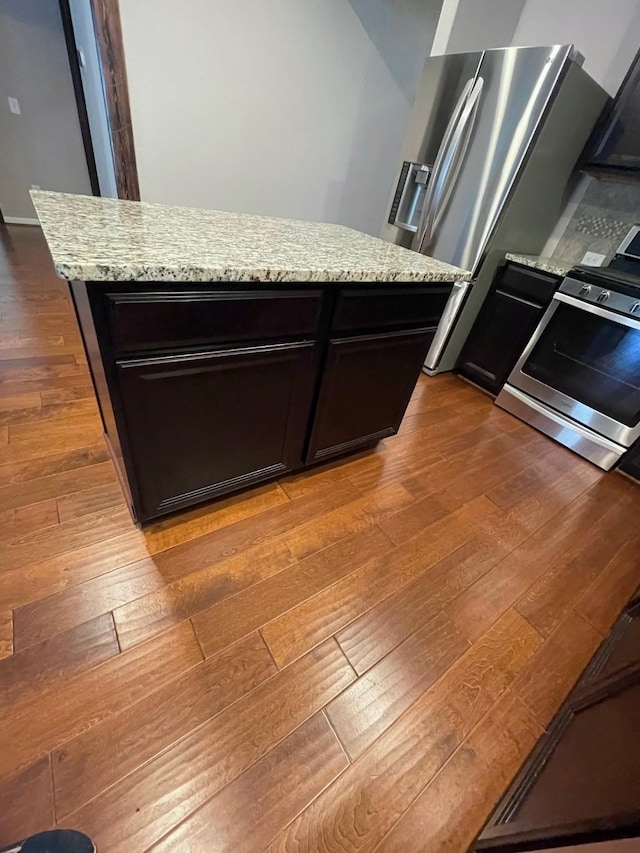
[117,341,317,521]
[589,53,640,169]
[306,327,432,464]
[459,289,543,395]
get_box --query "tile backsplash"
[550,174,640,264]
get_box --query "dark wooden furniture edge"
[70,279,141,521]
[475,594,640,852]
[476,811,640,853]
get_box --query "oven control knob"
[631,302,640,314]
[579,284,591,295]
[596,290,610,303]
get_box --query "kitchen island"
[32,191,469,523]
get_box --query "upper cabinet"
[587,51,640,170]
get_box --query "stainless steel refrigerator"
[381,45,608,373]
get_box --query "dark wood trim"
[58,0,101,196]
[89,0,140,200]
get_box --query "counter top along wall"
[505,252,575,276]
[31,191,470,285]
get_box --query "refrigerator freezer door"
[417,45,574,274]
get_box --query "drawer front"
[107,290,322,354]
[331,286,453,333]
[499,264,559,306]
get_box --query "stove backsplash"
[549,174,640,265]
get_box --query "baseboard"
[3,216,40,226]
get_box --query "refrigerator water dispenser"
[388,161,431,233]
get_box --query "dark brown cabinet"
[587,50,640,171]
[476,594,640,852]
[459,263,560,396]
[72,280,454,523]
[458,289,542,395]
[116,342,317,519]
[306,327,433,464]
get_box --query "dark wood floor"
[1,224,638,852]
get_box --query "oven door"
[508,292,640,447]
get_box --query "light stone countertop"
[31,191,471,285]
[505,252,575,277]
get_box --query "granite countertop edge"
[505,252,574,277]
[53,262,470,284]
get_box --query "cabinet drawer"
[107,290,322,354]
[331,286,452,333]
[499,264,559,306]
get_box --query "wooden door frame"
[59,0,140,201]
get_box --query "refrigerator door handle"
[417,77,484,254]
[412,77,474,252]
[430,77,484,236]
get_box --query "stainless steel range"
[496,228,640,470]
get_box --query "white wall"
[0,0,92,221]
[511,0,640,95]
[432,0,526,55]
[432,0,640,96]
[119,0,441,235]
[347,0,443,99]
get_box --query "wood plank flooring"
[1,224,639,851]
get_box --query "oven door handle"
[554,291,640,331]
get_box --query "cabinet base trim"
[311,427,395,463]
[152,462,289,516]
